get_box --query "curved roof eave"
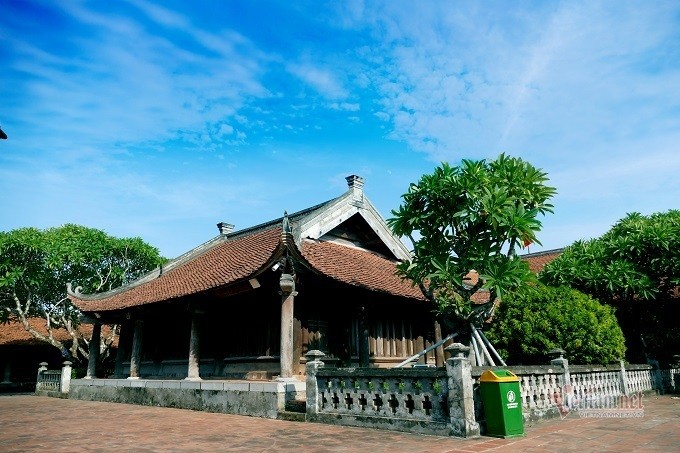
[69,226,285,312]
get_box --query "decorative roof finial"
[345,175,364,190]
[217,222,234,235]
[282,211,291,233]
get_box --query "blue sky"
[1,0,679,258]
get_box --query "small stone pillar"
[278,273,297,380]
[305,350,325,420]
[128,319,144,379]
[85,322,102,379]
[549,348,570,387]
[36,362,48,391]
[445,343,480,438]
[619,359,631,396]
[186,309,203,381]
[60,361,72,393]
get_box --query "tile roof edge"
[520,247,564,258]
[68,225,284,302]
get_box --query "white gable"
[295,176,410,261]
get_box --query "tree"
[0,224,165,363]
[485,284,626,365]
[540,210,680,363]
[388,154,556,330]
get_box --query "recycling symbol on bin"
[506,390,516,403]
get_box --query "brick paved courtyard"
[0,394,678,452]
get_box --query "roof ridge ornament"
[345,175,364,206]
[281,211,294,248]
[66,282,83,297]
[217,222,234,235]
[282,211,291,233]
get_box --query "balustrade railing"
[36,369,62,392]
[316,369,449,422]
[35,361,72,394]
[660,368,680,391]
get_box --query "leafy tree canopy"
[0,224,165,361]
[540,210,680,302]
[388,154,556,325]
[485,284,626,365]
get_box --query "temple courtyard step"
[280,399,307,421]
[285,399,306,413]
[277,411,306,422]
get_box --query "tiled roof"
[0,319,111,346]
[301,240,425,300]
[522,249,563,274]
[70,227,282,312]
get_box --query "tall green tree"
[388,154,556,330]
[540,210,680,363]
[0,224,165,362]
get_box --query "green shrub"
[485,284,626,365]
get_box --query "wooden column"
[113,322,131,378]
[359,306,370,367]
[186,309,203,380]
[434,320,445,366]
[279,273,297,379]
[128,319,144,379]
[1,362,11,383]
[85,322,101,379]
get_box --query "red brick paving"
[0,394,678,452]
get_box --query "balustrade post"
[445,343,480,438]
[549,348,570,388]
[305,350,325,420]
[61,361,72,393]
[36,362,48,391]
[619,360,631,396]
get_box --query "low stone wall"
[305,346,479,438]
[69,378,305,419]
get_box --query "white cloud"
[217,124,234,136]
[329,102,360,111]
[287,62,347,99]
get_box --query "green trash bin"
[479,369,524,438]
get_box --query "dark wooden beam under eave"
[208,278,263,299]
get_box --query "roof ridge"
[520,248,564,258]
[226,196,339,240]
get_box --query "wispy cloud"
[7,1,270,155]
[341,1,680,164]
[287,62,348,99]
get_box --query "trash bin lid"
[479,369,519,382]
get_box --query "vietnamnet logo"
[553,384,645,419]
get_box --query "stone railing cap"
[445,343,470,358]
[305,350,326,360]
[548,348,565,359]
